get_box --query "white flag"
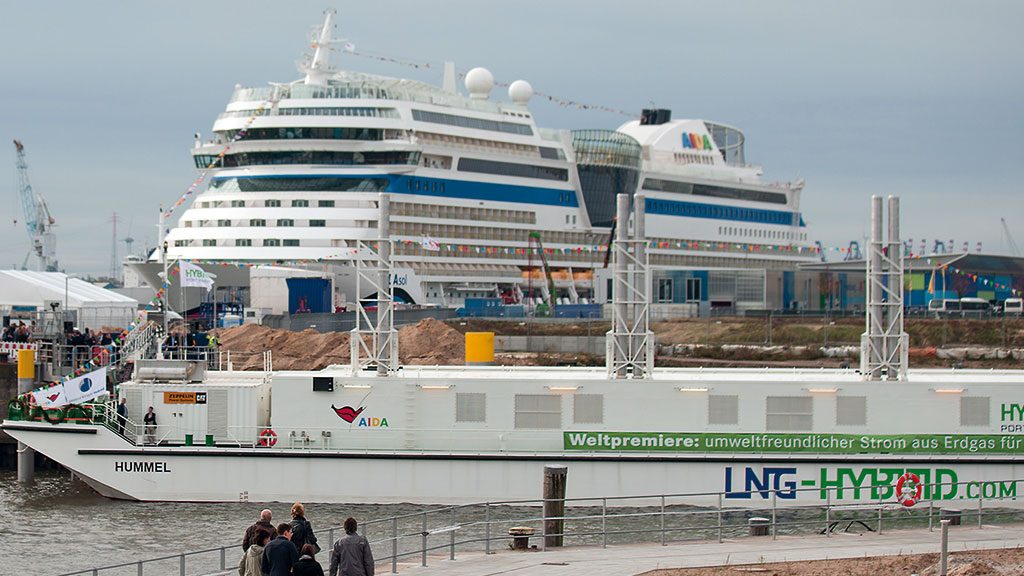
[63,367,109,404]
[32,384,68,409]
[421,236,440,252]
[180,260,215,291]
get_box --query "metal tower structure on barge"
[12,140,58,271]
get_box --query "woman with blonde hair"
[289,502,320,553]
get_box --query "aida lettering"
[114,461,172,473]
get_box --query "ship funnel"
[860,195,908,381]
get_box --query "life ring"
[896,472,923,507]
[258,428,278,447]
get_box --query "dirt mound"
[399,318,465,365]
[214,318,465,370]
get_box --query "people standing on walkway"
[143,406,157,445]
[115,397,128,435]
[244,509,277,552]
[293,544,325,576]
[290,502,320,553]
[239,529,271,576]
[329,517,374,576]
[261,523,299,576]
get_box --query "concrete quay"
[371,523,1024,576]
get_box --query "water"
[0,471,426,576]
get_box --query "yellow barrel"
[465,332,495,365]
[17,349,35,380]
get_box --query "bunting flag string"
[162,98,277,220]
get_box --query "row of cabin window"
[178,239,302,247]
[717,225,808,241]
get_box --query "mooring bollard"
[543,465,568,548]
[748,517,770,537]
[508,526,535,550]
[940,509,962,526]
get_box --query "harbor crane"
[1001,218,1020,257]
[12,140,58,271]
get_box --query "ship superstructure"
[160,12,818,309]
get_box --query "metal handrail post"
[220,546,225,569]
[825,489,831,537]
[978,493,984,528]
[877,498,883,534]
[602,498,607,548]
[421,512,427,567]
[329,528,335,545]
[717,493,723,543]
[449,508,455,561]
[660,495,666,546]
[929,493,934,532]
[137,561,142,576]
[391,516,398,574]
[179,553,185,576]
[771,490,777,541]
[484,503,491,555]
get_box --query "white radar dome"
[508,80,533,105]
[465,67,494,100]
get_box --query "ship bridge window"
[836,396,867,426]
[277,219,294,227]
[456,392,486,423]
[318,200,335,208]
[514,394,561,429]
[766,396,813,431]
[457,158,568,182]
[960,396,990,426]
[195,150,420,169]
[202,239,216,247]
[412,109,533,135]
[283,239,300,247]
[539,146,566,160]
[265,200,281,207]
[708,395,739,425]
[211,177,390,194]
[235,239,252,247]
[263,239,281,247]
[220,127,384,141]
[310,219,326,227]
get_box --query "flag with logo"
[63,367,109,404]
[32,383,68,409]
[421,236,440,252]
[180,260,215,291]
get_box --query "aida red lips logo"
[332,405,365,423]
[47,393,59,402]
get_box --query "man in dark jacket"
[243,509,276,551]
[329,517,374,576]
[262,523,299,576]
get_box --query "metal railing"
[57,478,1024,576]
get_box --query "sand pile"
[215,318,464,370]
[398,318,465,365]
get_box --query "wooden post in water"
[543,465,568,547]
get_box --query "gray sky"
[2,1,1022,274]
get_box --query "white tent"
[0,270,138,330]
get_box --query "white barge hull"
[5,421,1022,507]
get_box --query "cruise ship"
[142,12,819,312]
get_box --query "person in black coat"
[262,523,299,576]
[290,502,319,553]
[293,544,325,576]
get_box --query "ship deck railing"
[56,477,1024,576]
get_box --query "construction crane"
[527,231,557,314]
[12,140,58,271]
[1001,218,1020,257]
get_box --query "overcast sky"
[2,1,1022,274]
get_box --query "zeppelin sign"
[163,392,207,404]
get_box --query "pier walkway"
[273,523,1024,576]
